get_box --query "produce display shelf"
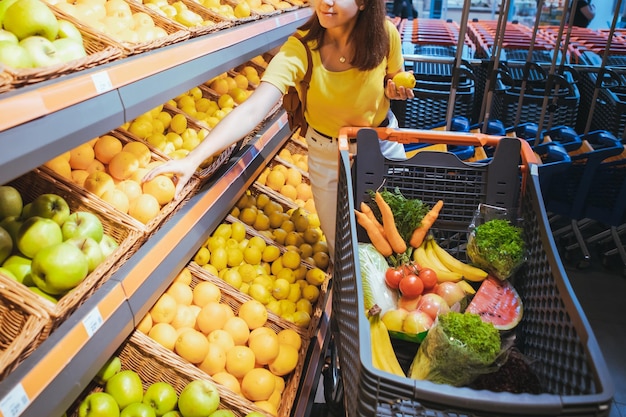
[0,7,313,186]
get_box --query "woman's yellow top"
[261,19,404,138]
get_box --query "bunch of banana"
[413,237,488,283]
[369,307,405,377]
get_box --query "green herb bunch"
[367,188,430,243]
[466,218,526,280]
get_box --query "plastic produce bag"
[466,204,526,280]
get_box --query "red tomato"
[385,267,404,289]
[418,267,438,289]
[399,274,424,298]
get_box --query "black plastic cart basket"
[328,127,614,417]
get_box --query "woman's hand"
[385,78,415,100]
[142,157,198,198]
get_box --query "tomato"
[385,267,404,289]
[418,267,438,289]
[399,273,424,298]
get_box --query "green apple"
[142,382,177,417]
[94,355,121,385]
[209,411,235,417]
[20,202,33,219]
[177,380,220,417]
[0,226,12,264]
[0,216,23,243]
[29,193,70,226]
[31,241,89,295]
[62,211,104,243]
[16,216,63,258]
[66,236,104,273]
[0,0,19,23]
[3,0,59,41]
[0,41,33,68]
[161,412,181,417]
[57,19,82,42]
[105,370,144,410]
[0,266,17,280]
[120,403,156,417]
[19,35,61,67]
[0,185,23,221]
[28,286,58,304]
[99,234,119,258]
[0,29,18,43]
[78,392,120,417]
[2,254,31,284]
[53,37,86,63]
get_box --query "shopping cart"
[327,127,614,417]
[543,130,624,268]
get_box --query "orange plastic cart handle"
[337,126,541,169]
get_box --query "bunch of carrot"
[354,191,444,257]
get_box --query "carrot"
[409,200,444,248]
[360,201,385,237]
[354,209,393,257]
[374,191,407,254]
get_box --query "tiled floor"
[564,252,626,417]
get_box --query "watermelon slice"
[465,276,523,331]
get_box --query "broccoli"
[408,311,501,386]
[466,218,526,280]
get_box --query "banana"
[457,279,477,295]
[413,243,463,282]
[429,238,488,282]
[369,313,405,377]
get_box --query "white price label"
[91,71,113,94]
[0,384,29,417]
[82,307,104,337]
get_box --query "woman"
[143,0,414,257]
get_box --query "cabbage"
[358,243,397,315]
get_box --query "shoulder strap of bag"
[294,32,313,116]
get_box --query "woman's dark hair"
[299,0,390,71]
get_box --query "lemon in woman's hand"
[392,71,416,89]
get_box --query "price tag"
[91,71,113,94]
[0,384,29,417]
[82,307,104,338]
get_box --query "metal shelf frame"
[0,9,321,417]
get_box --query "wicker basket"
[153,0,232,37]
[176,263,310,416]
[65,330,272,417]
[0,273,51,381]
[0,70,13,94]
[118,104,237,182]
[49,0,190,56]
[40,130,200,238]
[189,210,330,339]
[3,11,124,88]
[6,169,143,331]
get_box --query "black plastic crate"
[331,127,614,417]
[575,68,625,135]
[492,69,580,129]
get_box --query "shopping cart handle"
[337,126,541,167]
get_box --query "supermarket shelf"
[0,113,293,417]
[0,7,313,186]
